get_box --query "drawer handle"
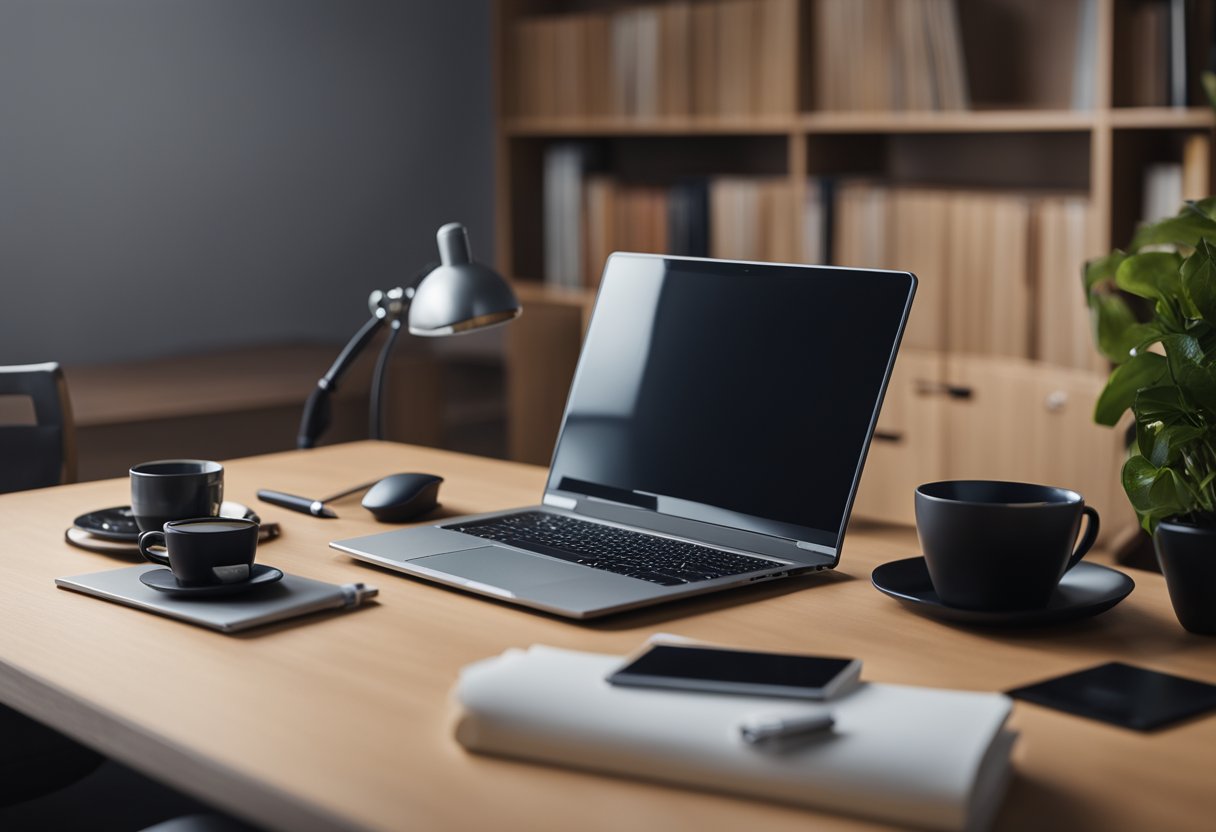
[873,430,904,443]
[1045,390,1068,412]
[915,381,973,400]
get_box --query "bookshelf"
[493,0,1215,537]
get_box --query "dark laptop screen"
[545,254,915,549]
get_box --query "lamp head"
[408,223,521,337]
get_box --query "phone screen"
[608,644,857,697]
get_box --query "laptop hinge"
[543,493,577,510]
[796,540,836,556]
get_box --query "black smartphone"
[606,644,862,700]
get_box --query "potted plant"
[1086,194,1216,634]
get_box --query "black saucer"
[73,502,262,542]
[139,564,284,597]
[871,558,1135,626]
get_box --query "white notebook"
[454,646,1016,832]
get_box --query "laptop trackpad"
[412,546,589,592]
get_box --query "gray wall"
[0,0,494,365]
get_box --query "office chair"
[0,362,77,493]
[0,363,101,804]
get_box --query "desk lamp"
[297,222,520,449]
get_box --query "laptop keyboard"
[444,511,780,586]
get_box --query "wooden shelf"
[506,111,1110,138]
[800,109,1096,133]
[1107,107,1216,130]
[504,115,797,137]
[512,281,595,307]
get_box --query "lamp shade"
[408,223,521,336]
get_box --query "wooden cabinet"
[852,350,947,525]
[855,352,1133,540]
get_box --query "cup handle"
[1066,506,1100,571]
[138,531,171,566]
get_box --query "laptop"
[332,253,915,618]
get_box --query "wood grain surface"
[0,441,1212,831]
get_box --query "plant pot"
[1153,519,1216,635]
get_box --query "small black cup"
[138,517,258,587]
[130,460,223,533]
[915,480,1100,611]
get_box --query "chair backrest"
[0,362,76,493]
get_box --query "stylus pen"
[739,712,835,744]
[257,489,338,519]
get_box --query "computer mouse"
[361,473,443,523]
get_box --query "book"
[454,645,1016,832]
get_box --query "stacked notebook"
[454,645,1016,832]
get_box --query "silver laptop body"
[333,254,915,618]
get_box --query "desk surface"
[1,442,1212,831]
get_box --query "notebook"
[56,564,377,633]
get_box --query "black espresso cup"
[130,460,223,533]
[915,480,1100,611]
[138,517,259,586]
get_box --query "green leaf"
[1094,352,1168,425]
[1162,333,1216,414]
[1084,250,1126,292]
[1116,252,1184,300]
[1134,385,1190,423]
[1122,454,1161,512]
[1122,455,1192,533]
[1131,209,1216,251]
[1182,238,1216,322]
[1089,292,1142,363]
[1149,467,1191,516]
[1139,423,1204,467]
[1190,197,1216,222]
[1203,70,1216,111]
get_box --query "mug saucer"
[74,501,261,543]
[139,564,284,597]
[871,557,1135,626]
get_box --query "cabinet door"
[852,350,948,525]
[941,355,1133,542]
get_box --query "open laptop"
[333,253,915,618]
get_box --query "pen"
[739,712,835,744]
[257,489,338,519]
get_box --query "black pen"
[256,489,339,519]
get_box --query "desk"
[0,441,1212,831]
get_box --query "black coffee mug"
[130,460,223,533]
[138,517,259,587]
[915,480,1100,611]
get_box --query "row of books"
[1141,133,1211,224]
[546,178,796,289]
[1117,0,1215,108]
[513,0,797,119]
[542,146,1103,370]
[830,182,1103,371]
[812,0,968,111]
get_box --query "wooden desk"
[0,442,1212,831]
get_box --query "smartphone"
[606,643,862,700]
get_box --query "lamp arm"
[369,319,402,441]
[297,314,385,449]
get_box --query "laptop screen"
[545,254,915,550]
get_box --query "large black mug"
[130,460,223,533]
[915,480,1100,611]
[138,517,259,586]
